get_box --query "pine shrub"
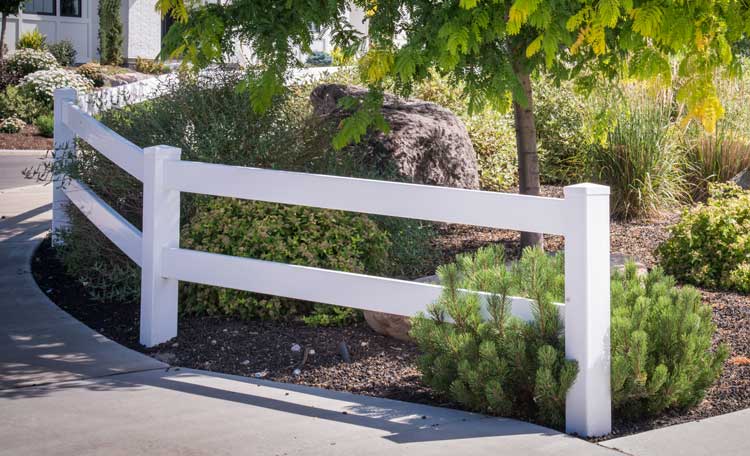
[610,263,728,417]
[410,246,576,428]
[48,40,77,67]
[413,246,727,427]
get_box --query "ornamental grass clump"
[658,183,750,293]
[413,245,727,428]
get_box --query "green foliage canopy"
[159,0,750,145]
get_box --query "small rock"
[731,168,750,189]
[308,349,316,355]
[153,352,176,364]
[171,342,179,348]
[241,360,250,365]
[254,371,267,378]
[211,339,217,345]
[291,343,302,352]
[338,342,352,363]
[293,368,302,376]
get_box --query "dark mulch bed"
[0,125,53,150]
[31,199,749,439]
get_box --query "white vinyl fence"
[52,87,612,437]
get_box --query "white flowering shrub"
[7,49,59,77]
[19,69,93,104]
[0,116,26,133]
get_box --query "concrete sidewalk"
[0,181,746,456]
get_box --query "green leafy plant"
[0,115,24,133]
[17,29,46,50]
[181,198,390,322]
[0,85,48,122]
[99,0,123,65]
[34,113,54,137]
[658,182,750,292]
[48,40,77,67]
[6,48,59,76]
[76,62,105,87]
[587,84,686,219]
[413,245,727,427]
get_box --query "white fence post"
[563,183,611,437]
[140,145,181,347]
[52,88,77,245]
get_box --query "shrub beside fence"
[52,86,612,437]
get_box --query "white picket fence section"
[52,86,612,437]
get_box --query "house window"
[61,0,81,17]
[24,0,56,16]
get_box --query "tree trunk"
[512,63,544,249]
[0,15,7,60]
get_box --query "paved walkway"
[0,181,746,456]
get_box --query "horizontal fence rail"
[165,161,568,234]
[63,179,143,266]
[51,85,612,438]
[162,247,559,323]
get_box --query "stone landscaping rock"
[730,168,750,190]
[310,84,481,190]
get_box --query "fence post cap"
[143,145,181,160]
[54,87,78,99]
[564,183,610,197]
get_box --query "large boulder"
[310,84,480,190]
[731,168,750,190]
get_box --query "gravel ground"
[0,125,53,150]
[31,195,748,439]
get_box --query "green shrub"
[48,40,77,67]
[34,114,54,137]
[6,49,59,77]
[611,263,727,417]
[99,0,123,65]
[49,69,434,317]
[306,51,333,67]
[76,62,105,87]
[586,84,686,219]
[0,116,25,133]
[413,246,727,427]
[181,198,390,322]
[135,57,168,75]
[17,30,47,50]
[534,74,590,185]
[411,246,575,428]
[0,86,48,122]
[658,183,750,292]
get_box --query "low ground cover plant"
[658,183,750,293]
[34,114,54,137]
[0,116,24,133]
[412,245,727,428]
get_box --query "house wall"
[2,0,99,63]
[123,0,161,62]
